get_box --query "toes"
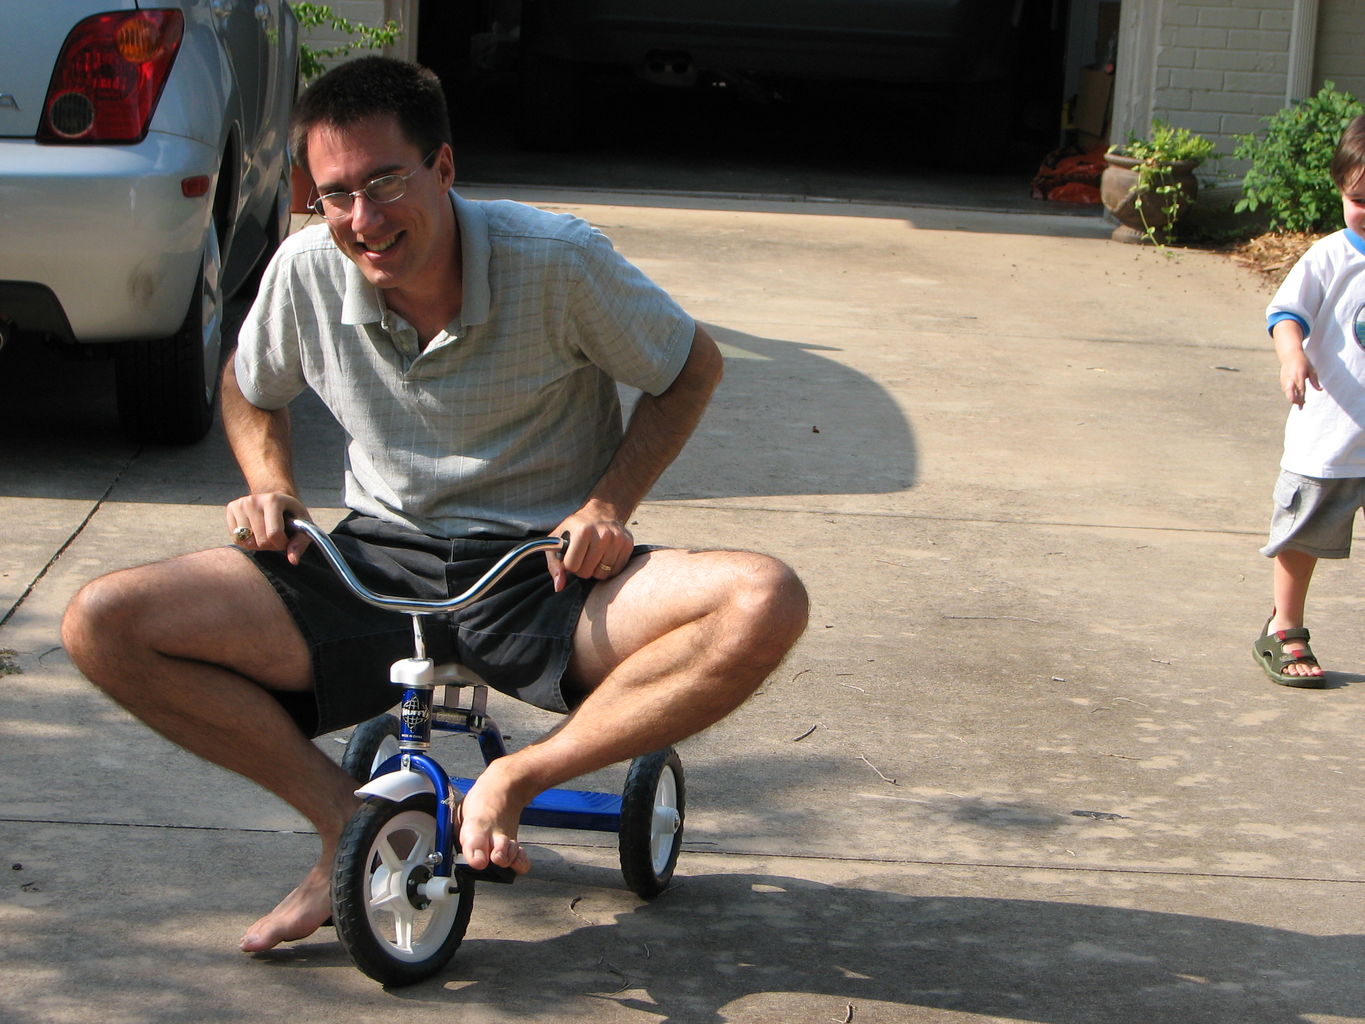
[461,837,491,871]
[491,837,531,874]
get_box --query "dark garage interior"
[412,1,1120,209]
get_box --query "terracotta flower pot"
[290,163,314,215]
[1100,153,1201,244]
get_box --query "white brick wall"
[1150,0,1292,172]
[1315,1,1365,101]
[1132,0,1362,179]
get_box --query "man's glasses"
[309,149,439,220]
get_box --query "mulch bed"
[1225,231,1324,285]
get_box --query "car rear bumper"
[0,133,216,344]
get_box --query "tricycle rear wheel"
[618,747,685,898]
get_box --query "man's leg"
[61,548,362,950]
[456,548,808,871]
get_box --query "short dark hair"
[1330,114,1365,190]
[290,57,451,177]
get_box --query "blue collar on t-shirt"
[1347,228,1365,256]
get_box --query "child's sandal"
[1252,619,1326,688]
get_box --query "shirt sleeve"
[1266,243,1326,338]
[233,245,310,411]
[567,226,695,396]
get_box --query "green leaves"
[1234,82,1363,233]
[1119,120,1216,165]
[1109,120,1215,245]
[290,2,402,82]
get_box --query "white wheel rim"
[363,809,462,961]
[649,766,681,875]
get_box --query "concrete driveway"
[1,190,1360,1024]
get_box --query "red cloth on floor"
[1031,145,1106,204]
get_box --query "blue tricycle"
[288,518,686,986]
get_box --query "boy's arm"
[1271,317,1320,408]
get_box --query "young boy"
[1254,114,1365,687]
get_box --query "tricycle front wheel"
[341,713,401,783]
[332,795,473,986]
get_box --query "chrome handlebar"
[288,518,566,617]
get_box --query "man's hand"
[225,492,313,565]
[547,503,635,592]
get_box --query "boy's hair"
[290,57,452,177]
[1330,114,1365,190]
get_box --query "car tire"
[243,164,292,299]
[115,223,223,445]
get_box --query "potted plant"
[1101,120,1216,244]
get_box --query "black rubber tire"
[241,165,291,299]
[332,795,474,987]
[115,230,220,444]
[341,714,401,783]
[618,747,685,898]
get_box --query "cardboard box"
[1074,67,1114,146]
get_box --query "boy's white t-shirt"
[1268,228,1365,478]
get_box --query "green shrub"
[1234,82,1363,233]
[290,2,402,82]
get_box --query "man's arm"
[221,351,312,563]
[551,323,723,589]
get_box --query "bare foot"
[240,861,333,952]
[455,763,534,875]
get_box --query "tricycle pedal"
[456,863,518,884]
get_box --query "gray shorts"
[239,514,619,738]
[1261,470,1365,559]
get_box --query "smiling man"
[61,57,808,956]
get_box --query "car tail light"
[38,10,184,144]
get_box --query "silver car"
[0,1,298,443]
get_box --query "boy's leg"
[1269,548,1324,679]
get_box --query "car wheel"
[115,223,223,444]
[243,164,292,298]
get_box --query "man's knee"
[62,570,140,674]
[719,553,809,661]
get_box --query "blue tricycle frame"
[289,518,686,987]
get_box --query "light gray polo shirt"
[235,191,695,538]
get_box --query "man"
[61,57,807,953]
